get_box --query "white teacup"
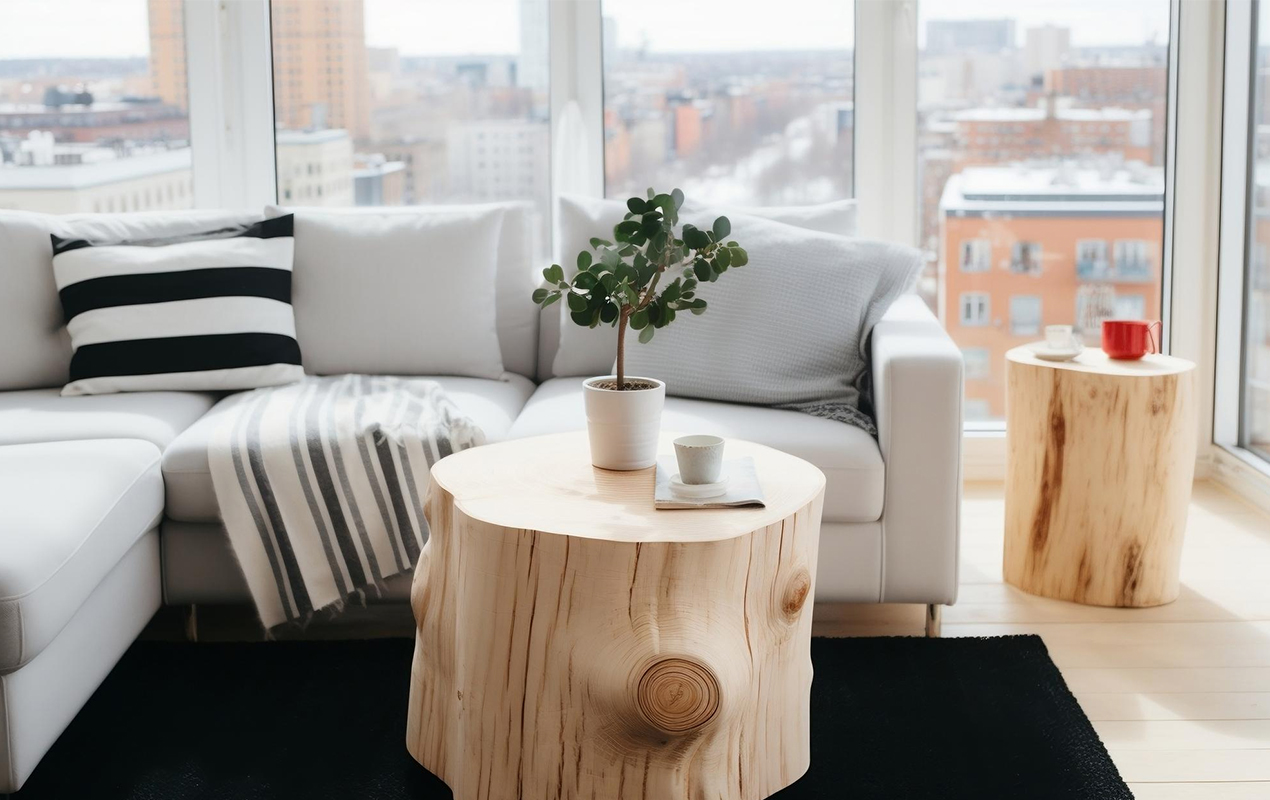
[1045,325,1079,350]
[673,435,725,485]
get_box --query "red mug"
[1102,319,1161,360]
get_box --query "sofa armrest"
[871,295,963,604]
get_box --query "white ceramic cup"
[673,435,725,485]
[1045,324,1078,350]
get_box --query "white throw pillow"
[681,198,857,236]
[269,202,540,379]
[623,216,923,434]
[51,215,303,396]
[272,205,506,379]
[547,194,860,378]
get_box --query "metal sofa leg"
[185,603,198,643]
[924,603,942,638]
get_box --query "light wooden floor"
[812,480,1270,799]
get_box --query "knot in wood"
[781,568,812,620]
[636,657,720,734]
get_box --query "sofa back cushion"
[0,209,263,391]
[266,204,507,379]
[539,195,861,380]
[623,216,923,433]
[268,202,539,379]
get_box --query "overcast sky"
[0,0,1169,60]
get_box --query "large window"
[601,0,854,207]
[919,0,1170,421]
[269,0,549,223]
[0,0,193,214]
[1242,1,1270,462]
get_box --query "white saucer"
[1030,342,1084,362]
[669,473,729,499]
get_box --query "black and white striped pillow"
[51,215,304,396]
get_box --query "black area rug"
[18,635,1130,800]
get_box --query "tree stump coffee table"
[1004,346,1196,607]
[406,431,825,800]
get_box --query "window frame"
[959,291,990,327]
[1216,0,1270,478]
[959,238,991,273]
[1009,295,1042,337]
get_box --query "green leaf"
[589,237,612,249]
[542,292,561,308]
[573,271,598,290]
[614,219,641,242]
[683,225,710,250]
[531,287,549,304]
[566,292,588,312]
[638,325,655,344]
[640,214,662,237]
[600,302,619,324]
[730,246,748,266]
[671,188,684,209]
[627,197,648,214]
[716,247,732,269]
[693,258,712,281]
[691,299,707,315]
[543,264,564,284]
[630,308,649,329]
[577,251,592,271]
[713,216,731,240]
[646,187,655,199]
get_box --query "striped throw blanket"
[208,375,485,629]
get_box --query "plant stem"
[616,306,629,389]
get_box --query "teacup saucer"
[1030,342,1084,362]
[670,473,729,499]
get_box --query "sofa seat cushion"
[162,374,538,523]
[507,378,885,523]
[0,439,163,672]
[0,389,218,450]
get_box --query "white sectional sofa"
[0,203,962,792]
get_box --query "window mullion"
[550,0,604,201]
[855,0,917,246]
[185,0,277,210]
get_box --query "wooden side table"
[406,432,825,800]
[1004,346,1196,607]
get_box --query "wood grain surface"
[1003,347,1197,607]
[406,432,826,800]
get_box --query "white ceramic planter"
[582,376,665,470]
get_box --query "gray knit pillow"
[623,215,922,434]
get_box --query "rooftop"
[951,106,1152,123]
[941,163,1164,217]
[275,129,351,146]
[0,148,191,190]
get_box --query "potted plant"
[533,188,748,469]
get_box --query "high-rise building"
[949,102,1153,169]
[925,19,1016,56]
[0,145,192,214]
[147,0,188,112]
[518,0,549,93]
[940,164,1164,419]
[1025,24,1072,78]
[270,0,371,140]
[275,129,355,205]
[445,118,548,203]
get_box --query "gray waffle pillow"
[622,213,922,434]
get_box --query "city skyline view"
[0,0,1182,424]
